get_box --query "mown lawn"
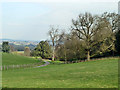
[2,53,40,65]
[2,58,118,88]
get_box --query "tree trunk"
[52,46,55,61]
[64,45,67,63]
[65,51,67,63]
[112,50,114,57]
[87,51,90,61]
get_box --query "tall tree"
[48,27,59,61]
[101,12,118,55]
[71,12,114,61]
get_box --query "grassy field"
[2,53,40,65]
[2,58,118,88]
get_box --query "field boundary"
[1,57,119,70]
[1,60,45,71]
[61,56,120,64]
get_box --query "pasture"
[2,53,40,65]
[2,58,118,88]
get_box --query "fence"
[0,62,42,71]
[1,56,119,70]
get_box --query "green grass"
[2,58,118,88]
[49,60,64,64]
[12,51,24,54]
[11,51,24,56]
[2,53,40,65]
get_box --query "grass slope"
[2,58,118,88]
[2,53,40,65]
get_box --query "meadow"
[2,53,40,65]
[2,58,118,88]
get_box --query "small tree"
[30,41,52,59]
[10,45,14,52]
[24,47,31,56]
[2,42,10,53]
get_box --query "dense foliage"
[56,33,86,61]
[9,43,36,51]
[2,42,10,53]
[31,41,52,59]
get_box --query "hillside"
[2,58,118,88]
[2,53,40,65]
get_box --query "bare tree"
[101,12,118,33]
[71,12,113,61]
[48,26,59,61]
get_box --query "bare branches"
[48,26,60,61]
[48,27,59,46]
[71,12,116,60]
[47,12,117,61]
[101,12,118,32]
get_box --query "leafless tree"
[101,12,118,33]
[48,26,59,61]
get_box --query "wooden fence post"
[1,66,2,71]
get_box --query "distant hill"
[0,38,40,43]
[0,38,53,51]
[0,38,40,51]
[9,43,36,51]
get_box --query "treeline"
[2,42,31,56]
[2,12,119,62]
[1,43,36,52]
[9,43,36,51]
[31,12,119,61]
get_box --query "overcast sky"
[1,0,118,41]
